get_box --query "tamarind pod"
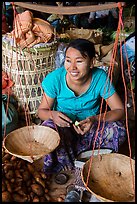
[14,186,22,192]
[2,154,12,163]
[26,179,32,187]
[30,192,35,200]
[44,188,49,193]
[44,194,51,202]
[31,183,45,197]
[3,163,13,173]
[32,195,40,202]
[40,172,47,179]
[5,169,14,180]
[15,169,22,178]
[2,183,7,192]
[11,178,15,183]
[35,177,46,188]
[17,189,27,196]
[10,156,17,161]
[12,193,28,202]
[5,180,13,193]
[40,196,47,202]
[27,163,35,174]
[2,191,13,202]
[22,170,31,181]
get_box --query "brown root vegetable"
[2,191,13,202]
[31,183,44,197]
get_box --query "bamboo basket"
[2,39,58,114]
[3,125,60,163]
[81,153,135,202]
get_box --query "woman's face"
[64,47,93,81]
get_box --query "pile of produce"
[2,148,64,202]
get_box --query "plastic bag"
[55,42,67,69]
[2,94,19,137]
[121,32,135,83]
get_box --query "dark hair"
[65,38,95,59]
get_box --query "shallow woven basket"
[81,153,135,202]
[3,125,60,163]
[2,39,58,114]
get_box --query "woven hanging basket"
[2,39,58,114]
[3,125,60,163]
[81,153,135,202]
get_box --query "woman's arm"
[38,93,72,127]
[74,92,125,135]
[94,92,125,122]
[38,93,55,121]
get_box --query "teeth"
[70,72,78,76]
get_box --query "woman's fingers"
[73,124,84,135]
[59,113,72,123]
[57,113,71,127]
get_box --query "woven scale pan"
[3,125,60,163]
[81,153,135,202]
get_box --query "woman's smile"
[69,71,79,77]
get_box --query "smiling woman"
[37,38,126,174]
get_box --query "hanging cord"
[97,3,122,152]
[118,3,135,193]
[85,3,135,194]
[11,2,59,132]
[3,90,11,138]
[85,5,121,186]
[8,2,35,160]
[11,3,32,126]
[7,5,58,164]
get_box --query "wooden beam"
[13,2,121,15]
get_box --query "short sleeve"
[100,71,116,99]
[41,71,58,98]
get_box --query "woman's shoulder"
[48,66,66,77]
[92,67,107,76]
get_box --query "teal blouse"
[41,66,115,122]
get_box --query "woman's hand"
[51,111,72,127]
[73,116,95,135]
